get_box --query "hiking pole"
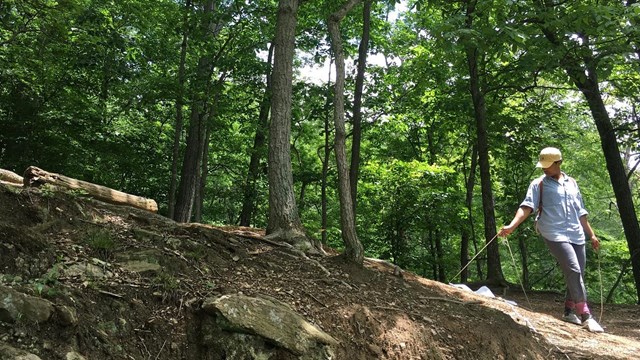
[501,236,532,310]
[596,248,604,323]
[451,233,500,281]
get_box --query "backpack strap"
[534,178,544,234]
[537,178,544,218]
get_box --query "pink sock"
[575,302,590,315]
[565,300,575,310]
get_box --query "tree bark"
[328,0,364,264]
[460,145,478,282]
[464,0,503,284]
[174,58,211,223]
[349,0,371,219]
[240,43,274,227]
[518,236,529,289]
[435,229,446,282]
[266,0,310,250]
[174,0,217,223]
[321,74,333,245]
[193,126,211,223]
[606,259,631,303]
[428,231,437,279]
[23,166,158,212]
[168,0,192,219]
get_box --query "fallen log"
[0,169,23,186]
[23,166,158,213]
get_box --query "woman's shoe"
[582,316,604,333]
[561,312,581,325]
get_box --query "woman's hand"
[498,224,515,237]
[591,235,600,252]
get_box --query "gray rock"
[55,305,77,326]
[65,351,86,360]
[0,285,53,323]
[63,263,112,279]
[201,294,336,359]
[0,341,42,360]
[116,250,162,275]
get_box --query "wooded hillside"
[1,0,639,305]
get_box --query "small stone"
[56,305,78,326]
[66,351,87,360]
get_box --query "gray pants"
[543,239,590,315]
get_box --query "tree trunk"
[328,0,364,264]
[240,43,274,227]
[193,126,210,223]
[429,231,437,279]
[517,236,530,288]
[266,0,310,250]
[460,145,478,282]
[168,0,192,219]
[23,166,158,212]
[606,259,631,303]
[464,0,503,284]
[321,76,332,245]
[349,0,371,219]
[174,59,211,223]
[436,230,446,282]
[174,0,217,223]
[573,72,640,303]
[460,229,470,283]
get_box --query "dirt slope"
[0,183,639,359]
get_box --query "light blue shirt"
[520,173,588,245]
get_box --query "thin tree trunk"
[429,231,437,279]
[174,96,208,222]
[436,230,445,282]
[321,70,332,245]
[328,0,364,264]
[460,227,470,282]
[518,237,529,289]
[606,259,631,303]
[193,127,210,223]
[464,0,503,284]
[174,0,217,223]
[169,0,192,219]
[298,180,308,211]
[460,145,478,282]
[240,43,274,227]
[349,0,371,219]
[266,0,310,250]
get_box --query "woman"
[498,147,603,333]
